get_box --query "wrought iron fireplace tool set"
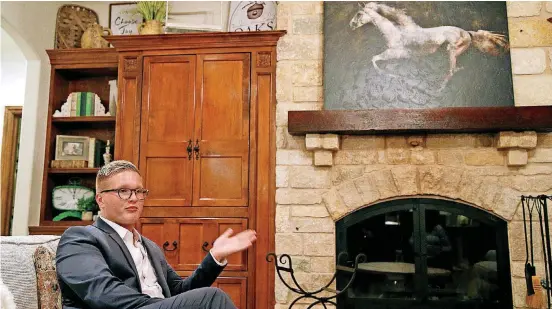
[522,195,552,309]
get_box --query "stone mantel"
[301,131,549,168]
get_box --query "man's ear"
[96,193,105,209]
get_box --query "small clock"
[52,184,95,211]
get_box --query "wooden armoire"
[105,31,285,309]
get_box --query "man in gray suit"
[56,160,256,309]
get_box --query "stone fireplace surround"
[275,131,552,309]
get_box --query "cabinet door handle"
[163,241,178,251]
[194,139,200,160]
[186,139,193,160]
[202,241,210,253]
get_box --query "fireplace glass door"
[336,198,512,309]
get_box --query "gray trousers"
[140,287,237,309]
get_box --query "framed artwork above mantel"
[285,1,548,137]
[324,1,513,110]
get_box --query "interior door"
[140,55,196,207]
[192,53,250,207]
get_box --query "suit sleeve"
[165,252,225,295]
[56,226,160,309]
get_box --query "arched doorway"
[1,27,27,235]
[1,18,42,235]
[336,198,512,309]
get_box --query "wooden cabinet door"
[166,218,213,271]
[149,218,249,272]
[213,219,248,271]
[213,277,247,309]
[139,218,172,257]
[192,54,251,207]
[140,55,196,208]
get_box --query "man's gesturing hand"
[210,228,257,263]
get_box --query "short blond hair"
[96,160,140,191]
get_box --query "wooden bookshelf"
[52,116,116,123]
[31,48,118,234]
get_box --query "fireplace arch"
[336,197,513,309]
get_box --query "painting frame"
[323,1,513,110]
[55,135,90,161]
[109,2,143,35]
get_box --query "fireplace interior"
[336,198,513,309]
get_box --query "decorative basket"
[54,4,99,49]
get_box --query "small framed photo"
[109,2,143,35]
[55,135,90,161]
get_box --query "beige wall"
[274,2,552,308]
[0,28,26,149]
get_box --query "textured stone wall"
[274,2,552,309]
[507,2,552,106]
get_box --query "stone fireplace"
[274,2,552,309]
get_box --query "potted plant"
[77,196,98,221]
[128,1,168,35]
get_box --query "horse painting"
[349,2,509,90]
[324,1,513,109]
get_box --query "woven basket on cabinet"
[55,4,99,49]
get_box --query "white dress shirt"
[100,216,227,299]
[101,216,165,298]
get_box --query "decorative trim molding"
[105,31,287,51]
[256,52,271,68]
[123,58,138,72]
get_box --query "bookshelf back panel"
[53,73,117,113]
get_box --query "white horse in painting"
[349,2,509,89]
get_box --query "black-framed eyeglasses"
[100,188,149,200]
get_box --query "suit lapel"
[141,239,171,297]
[93,218,141,292]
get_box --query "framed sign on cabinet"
[109,2,143,35]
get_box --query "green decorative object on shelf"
[77,195,98,212]
[53,210,82,221]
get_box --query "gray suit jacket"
[55,218,225,309]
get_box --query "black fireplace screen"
[335,198,512,309]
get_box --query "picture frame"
[228,1,277,32]
[165,1,227,33]
[109,2,143,35]
[323,2,513,110]
[55,135,90,161]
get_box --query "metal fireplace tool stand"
[266,251,367,309]
[521,195,552,309]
